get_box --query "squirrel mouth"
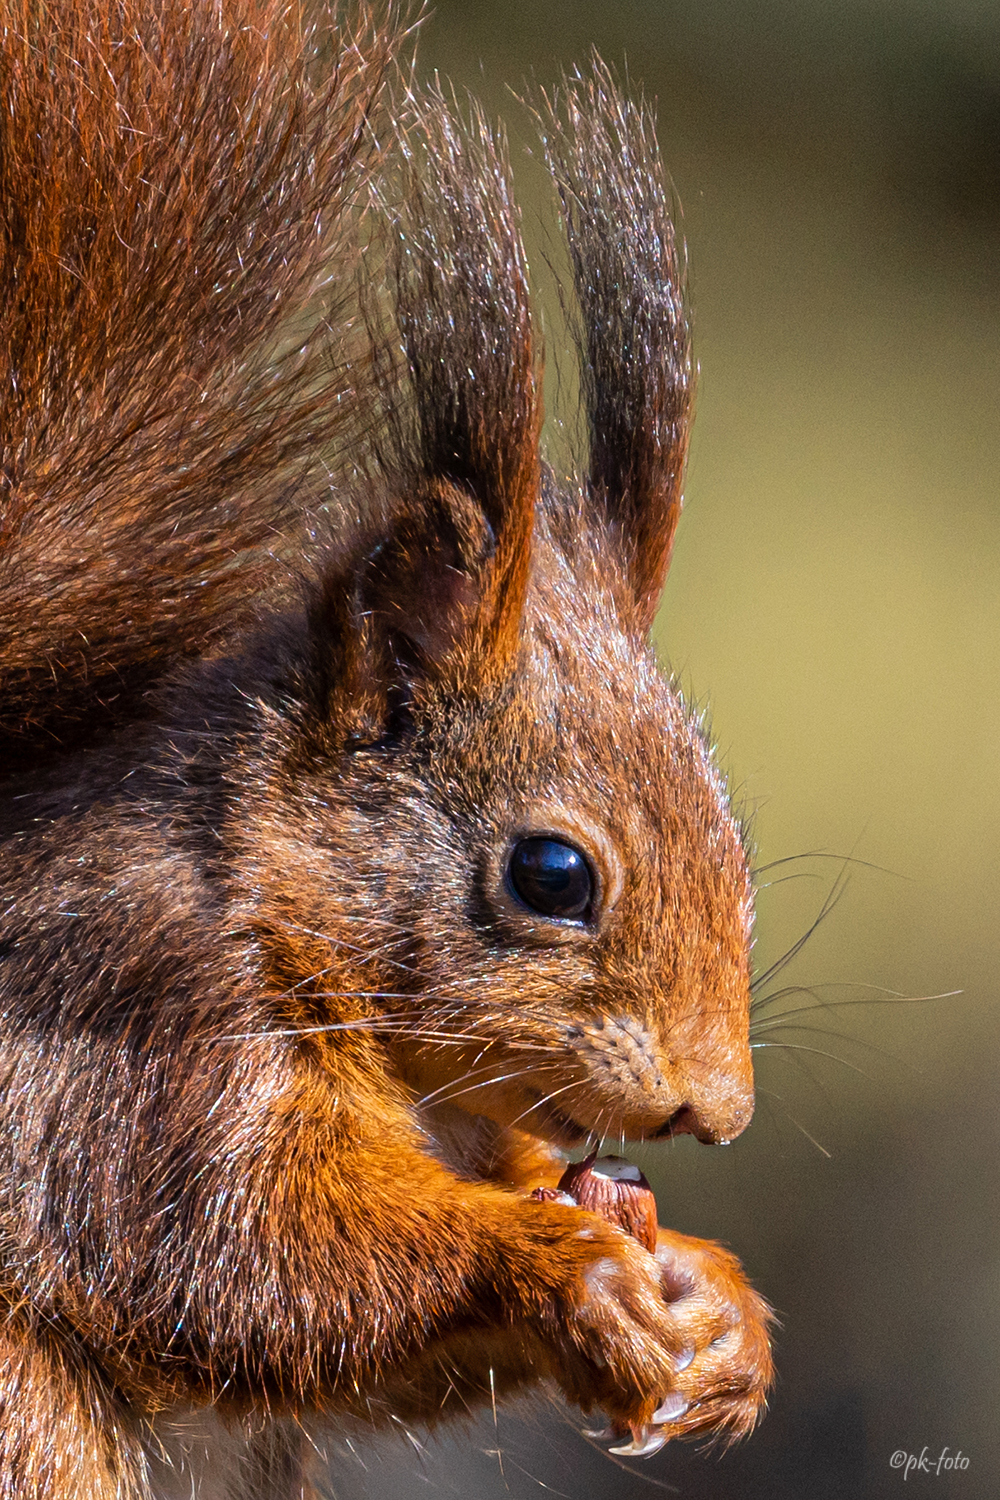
[524,1089,591,1147]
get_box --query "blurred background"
[330,2,1000,1495]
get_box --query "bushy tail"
[0,0,400,769]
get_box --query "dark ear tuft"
[536,61,693,630]
[313,86,540,731]
[370,86,540,676]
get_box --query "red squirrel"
[0,1,774,1494]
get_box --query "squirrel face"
[236,494,753,1153]
[218,79,756,1158]
[387,645,752,1147]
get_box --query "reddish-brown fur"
[0,2,773,1495]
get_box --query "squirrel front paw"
[536,1216,773,1455]
[548,1223,683,1427]
[643,1227,775,1447]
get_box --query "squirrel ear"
[310,481,495,742]
[360,481,496,671]
[312,90,537,733]
[539,64,693,631]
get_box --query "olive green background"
[328,3,1000,1496]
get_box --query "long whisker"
[753,1021,926,1079]
[752,850,905,881]
[750,862,852,1000]
[755,871,827,889]
[750,985,960,1027]
[506,1077,590,1134]
[214,1007,497,1046]
[215,1011,442,1043]
[417,1058,566,1114]
[764,1098,833,1159]
[750,1040,874,1080]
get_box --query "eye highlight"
[507,837,593,922]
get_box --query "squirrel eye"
[507,837,593,922]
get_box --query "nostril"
[653,1105,723,1144]
[652,1106,693,1139]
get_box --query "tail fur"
[0,0,400,767]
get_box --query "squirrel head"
[232,73,753,1150]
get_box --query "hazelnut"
[556,1153,659,1254]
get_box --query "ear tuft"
[535,62,692,631]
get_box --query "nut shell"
[556,1154,659,1253]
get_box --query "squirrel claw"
[582,1391,688,1451]
[608,1426,668,1458]
[652,1393,689,1424]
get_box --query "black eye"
[507,837,593,922]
